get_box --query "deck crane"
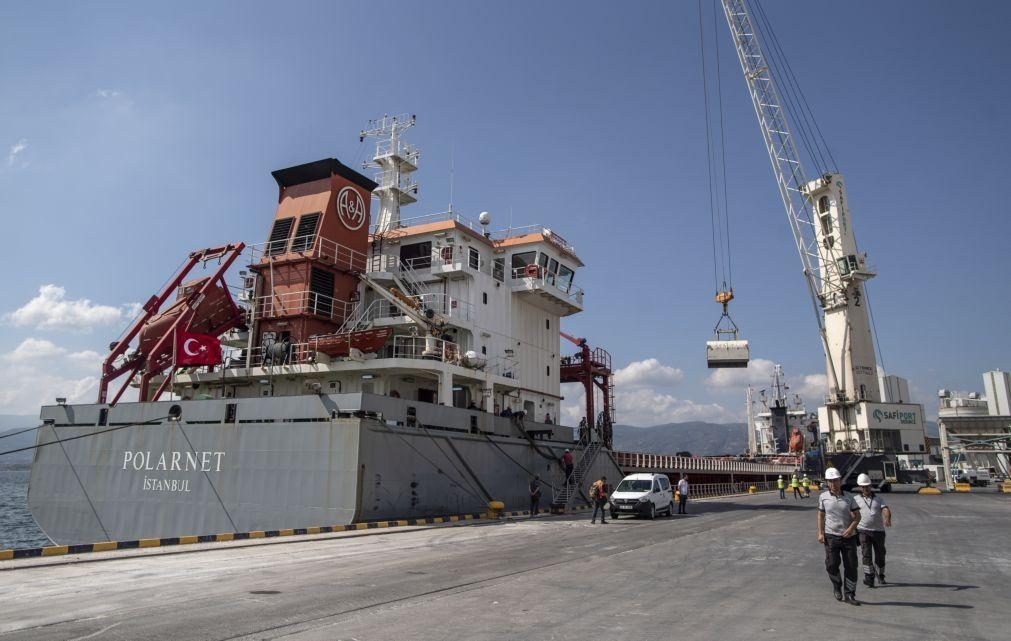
[559,331,615,449]
[717,0,927,482]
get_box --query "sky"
[1,1,1009,424]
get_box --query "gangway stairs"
[551,439,603,511]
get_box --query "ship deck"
[1,490,1007,641]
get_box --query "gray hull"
[29,394,620,545]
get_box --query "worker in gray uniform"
[817,467,862,605]
[855,473,892,587]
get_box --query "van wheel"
[667,502,675,516]
[648,503,656,520]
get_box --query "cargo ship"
[28,115,623,545]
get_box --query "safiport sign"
[872,408,918,425]
[336,186,366,231]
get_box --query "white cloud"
[706,357,829,408]
[613,358,684,389]
[0,338,104,414]
[4,284,137,333]
[561,357,733,427]
[792,373,828,406]
[6,138,28,167]
[706,357,777,389]
[95,89,121,99]
[4,338,68,363]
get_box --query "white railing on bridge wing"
[510,267,584,306]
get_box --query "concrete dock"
[1,490,1007,641]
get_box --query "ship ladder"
[551,440,602,511]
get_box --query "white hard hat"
[857,473,872,486]
[824,467,842,480]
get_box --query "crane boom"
[720,0,876,399]
[718,0,929,480]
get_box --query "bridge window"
[557,265,574,292]
[468,247,480,270]
[818,196,830,214]
[400,241,432,269]
[511,251,535,270]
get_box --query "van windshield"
[615,479,652,492]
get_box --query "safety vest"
[791,477,799,488]
[802,477,810,488]
[777,478,784,489]
[591,480,607,500]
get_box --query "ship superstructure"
[28,117,619,545]
[748,365,810,456]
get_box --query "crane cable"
[698,0,725,296]
[700,0,738,341]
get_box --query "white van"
[609,473,674,519]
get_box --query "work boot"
[877,571,887,585]
[863,574,876,588]
[844,594,861,606]
[833,586,843,601]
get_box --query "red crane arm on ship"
[99,243,246,406]
[559,331,615,449]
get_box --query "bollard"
[748,485,756,494]
[487,500,505,518]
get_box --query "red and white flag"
[175,331,222,366]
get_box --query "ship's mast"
[746,385,757,456]
[360,114,420,232]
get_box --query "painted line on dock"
[0,505,594,564]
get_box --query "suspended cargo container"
[706,339,749,368]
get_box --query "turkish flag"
[175,331,222,366]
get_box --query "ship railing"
[367,254,431,297]
[485,356,519,380]
[613,451,797,474]
[373,138,419,164]
[392,335,462,365]
[250,290,351,323]
[510,267,585,306]
[344,294,474,329]
[370,209,483,234]
[417,293,473,322]
[246,341,314,368]
[491,225,577,255]
[248,234,368,273]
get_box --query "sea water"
[0,468,50,549]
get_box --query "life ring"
[524,264,540,278]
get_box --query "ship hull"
[29,394,620,545]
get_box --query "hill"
[612,422,748,456]
[0,415,39,468]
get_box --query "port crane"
[716,0,927,479]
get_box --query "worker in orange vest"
[590,476,609,524]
